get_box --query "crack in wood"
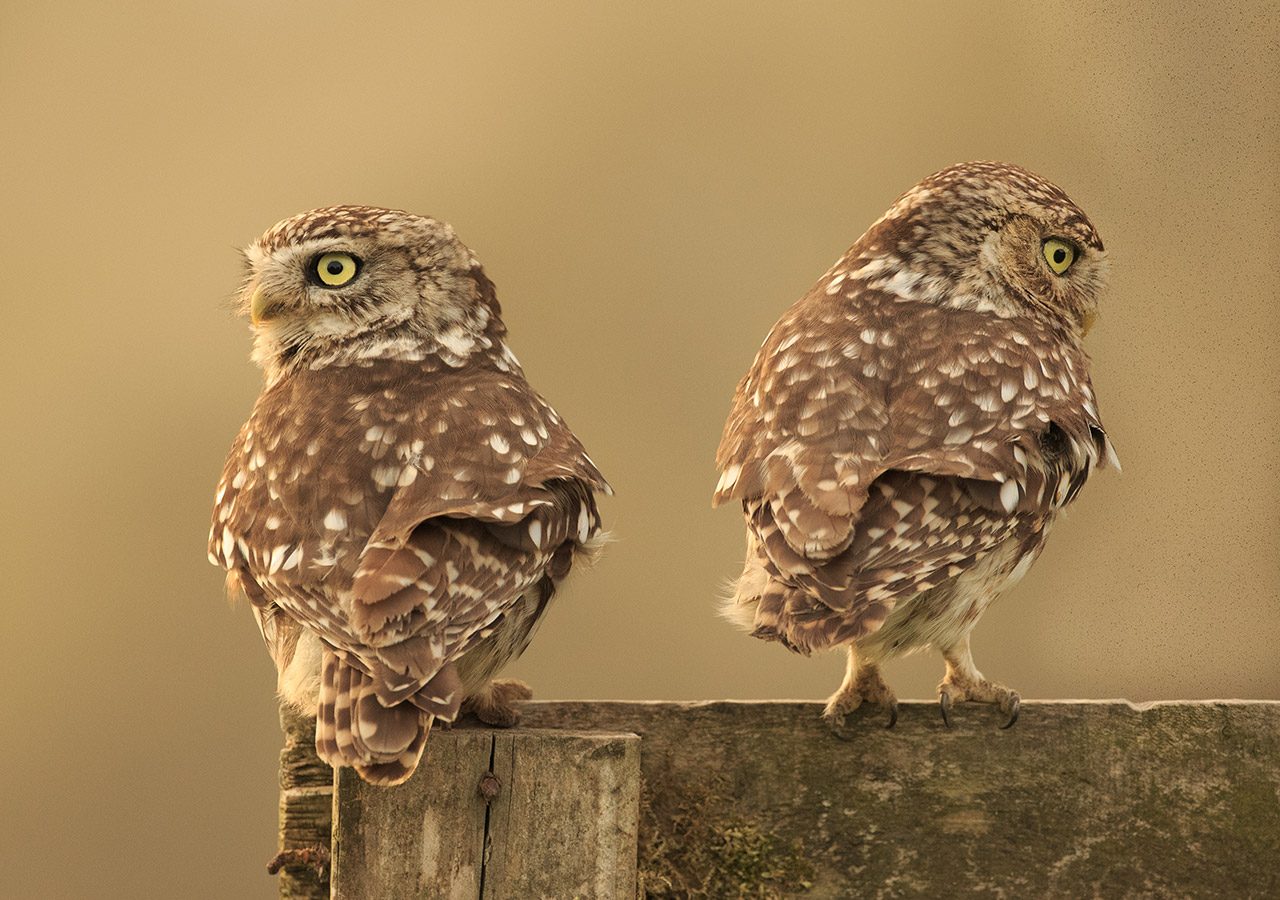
[477,733,497,900]
[325,723,640,897]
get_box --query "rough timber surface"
[518,700,1280,899]
[330,726,640,899]
[280,701,1280,898]
[276,707,333,900]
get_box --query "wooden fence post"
[330,727,641,899]
[277,701,1280,898]
[273,706,333,899]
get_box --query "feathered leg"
[461,678,534,727]
[823,645,899,738]
[937,633,1020,729]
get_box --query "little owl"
[209,207,609,784]
[715,162,1117,735]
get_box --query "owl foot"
[938,677,1020,729]
[462,678,534,728]
[823,664,898,740]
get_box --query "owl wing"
[211,363,607,780]
[715,290,1117,651]
[340,367,606,713]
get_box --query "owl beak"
[249,286,284,325]
[1080,309,1097,336]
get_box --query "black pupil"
[326,259,345,275]
[1053,248,1066,264]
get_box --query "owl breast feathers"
[715,162,1118,660]
[209,206,609,785]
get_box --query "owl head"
[855,162,1107,336]
[238,206,502,379]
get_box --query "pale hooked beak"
[249,285,284,325]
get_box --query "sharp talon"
[824,714,856,742]
[939,693,953,728]
[1001,696,1021,730]
[823,662,896,739]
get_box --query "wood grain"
[330,725,640,899]
[276,706,332,900]
[281,701,1280,898]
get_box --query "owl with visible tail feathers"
[209,206,610,785]
[715,162,1118,736]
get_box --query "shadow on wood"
[278,700,1280,898]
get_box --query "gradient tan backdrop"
[2,3,1276,897]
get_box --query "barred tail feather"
[316,648,432,787]
[353,725,430,786]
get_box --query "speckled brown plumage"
[715,162,1117,734]
[209,207,609,784]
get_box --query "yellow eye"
[314,252,360,287]
[1042,238,1076,275]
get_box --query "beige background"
[2,2,1276,897]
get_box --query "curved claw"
[1000,696,1021,730]
[884,700,899,729]
[824,713,858,742]
[939,692,953,729]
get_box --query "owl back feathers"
[716,287,1117,652]
[211,354,608,784]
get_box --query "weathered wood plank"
[330,726,641,899]
[484,730,641,898]
[274,706,331,900]
[282,701,1280,897]
[519,701,1280,898]
[331,728,493,900]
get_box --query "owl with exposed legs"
[715,162,1117,735]
[209,206,609,785]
